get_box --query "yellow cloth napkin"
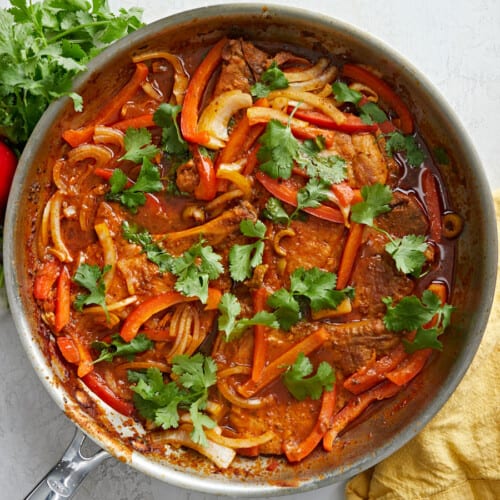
[345,191,500,500]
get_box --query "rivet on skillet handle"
[24,428,110,500]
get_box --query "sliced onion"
[284,57,329,82]
[151,428,236,469]
[49,191,73,262]
[198,90,253,149]
[206,428,276,449]
[246,106,310,129]
[217,379,271,409]
[82,295,137,315]
[93,126,125,155]
[67,143,113,170]
[167,304,196,361]
[289,65,338,92]
[94,222,117,292]
[133,51,189,105]
[267,88,345,124]
[38,196,52,259]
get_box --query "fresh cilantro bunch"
[268,267,354,330]
[251,61,289,98]
[92,333,153,364]
[229,219,266,282]
[383,289,454,352]
[72,263,111,319]
[282,352,335,401]
[0,0,143,147]
[332,81,388,125]
[217,292,279,341]
[128,353,218,445]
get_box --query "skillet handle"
[24,428,110,500]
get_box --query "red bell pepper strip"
[422,168,443,243]
[336,222,364,290]
[56,336,80,364]
[342,63,414,134]
[82,371,135,417]
[180,38,227,145]
[54,266,71,333]
[33,260,61,300]
[256,172,344,224]
[62,63,149,147]
[238,327,329,398]
[251,287,269,383]
[120,289,220,342]
[288,107,378,134]
[343,343,407,395]
[0,140,18,211]
[192,145,217,201]
[284,384,337,462]
[385,348,432,386]
[113,113,156,131]
[323,380,401,451]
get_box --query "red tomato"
[0,140,18,210]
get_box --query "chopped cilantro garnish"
[282,352,335,401]
[170,239,224,303]
[268,267,354,330]
[351,183,393,226]
[294,177,331,216]
[383,290,454,353]
[385,234,428,277]
[251,61,289,98]
[153,103,189,157]
[120,128,160,163]
[128,353,217,446]
[92,333,153,364]
[385,131,425,167]
[106,158,163,213]
[122,221,173,273]
[359,102,388,124]
[332,81,362,104]
[262,197,291,224]
[72,263,111,319]
[228,220,267,282]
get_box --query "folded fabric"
[345,191,500,500]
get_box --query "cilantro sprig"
[0,0,143,147]
[251,61,289,98]
[268,267,354,330]
[128,353,217,446]
[282,352,335,400]
[72,263,111,319]
[153,103,189,157]
[217,293,279,342]
[92,333,153,364]
[229,219,267,282]
[383,290,454,352]
[385,131,425,167]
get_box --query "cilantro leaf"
[92,333,153,364]
[282,353,335,401]
[267,288,301,331]
[295,177,331,213]
[262,197,291,224]
[153,103,189,157]
[332,81,362,104]
[170,239,224,303]
[72,263,111,319]
[251,61,289,98]
[106,158,163,213]
[359,102,388,124]
[383,289,454,352]
[120,128,160,163]
[128,354,217,446]
[351,183,393,226]
[385,131,425,167]
[122,221,173,273]
[385,234,428,277]
[0,0,143,147]
[239,219,267,239]
[217,293,279,341]
[258,119,299,179]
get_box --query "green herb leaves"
[351,183,393,226]
[251,61,289,98]
[383,289,454,352]
[92,333,153,364]
[385,131,425,167]
[385,234,428,277]
[153,103,189,157]
[282,353,335,400]
[128,353,217,445]
[72,263,110,318]
[0,0,143,146]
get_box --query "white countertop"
[1,1,499,499]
